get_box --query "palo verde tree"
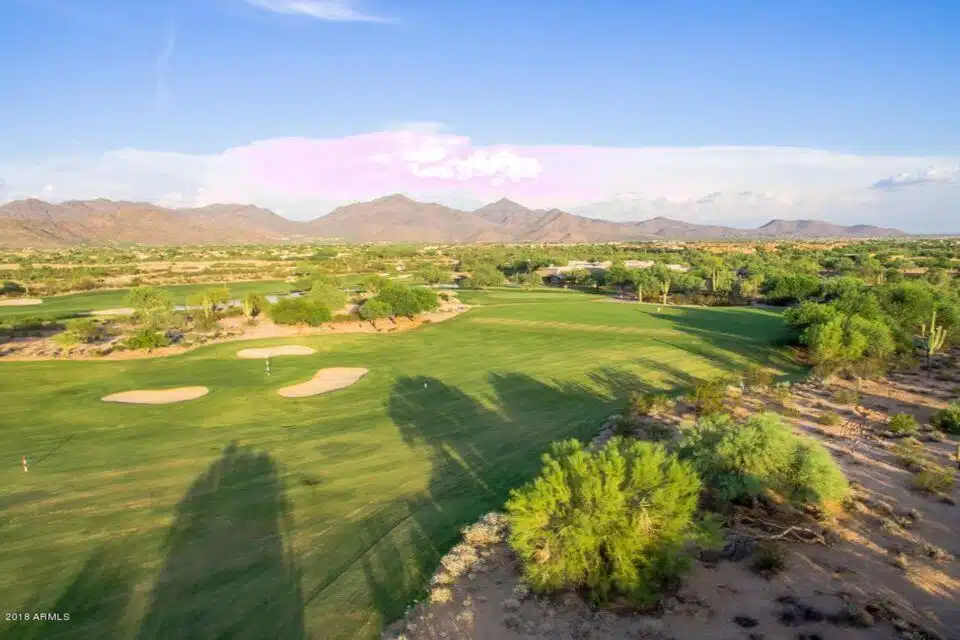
[125,286,174,329]
[187,286,230,319]
[506,437,702,606]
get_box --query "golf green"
[0,290,799,639]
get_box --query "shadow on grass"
[137,441,305,640]
[2,544,139,640]
[357,373,618,632]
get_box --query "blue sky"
[2,0,958,229]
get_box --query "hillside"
[0,195,908,247]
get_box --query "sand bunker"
[91,307,134,316]
[277,368,368,398]
[0,298,42,306]
[102,386,209,404]
[236,345,316,359]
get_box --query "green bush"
[691,377,729,416]
[833,388,860,406]
[679,412,849,508]
[0,281,26,296]
[627,392,675,418]
[743,366,774,390]
[913,465,956,495]
[375,284,424,317]
[410,286,439,312]
[818,412,842,427]
[506,437,701,605]
[308,282,347,312]
[750,542,787,578]
[783,441,850,506]
[63,318,105,343]
[891,438,927,472]
[123,327,170,350]
[268,298,331,326]
[930,403,960,435]
[359,298,393,322]
[887,413,919,437]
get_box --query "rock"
[733,615,759,628]
[502,614,520,630]
[476,594,487,603]
[699,548,723,564]
[661,596,679,612]
[501,598,521,612]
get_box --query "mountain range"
[0,194,906,247]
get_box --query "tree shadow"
[356,372,620,632]
[136,441,305,640]
[2,543,138,640]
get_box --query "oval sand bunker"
[102,386,209,405]
[278,368,368,398]
[237,345,316,359]
[0,298,42,307]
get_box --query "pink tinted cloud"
[226,131,608,206]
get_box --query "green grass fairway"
[0,290,800,639]
[0,280,292,323]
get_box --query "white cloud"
[871,166,960,190]
[243,0,393,23]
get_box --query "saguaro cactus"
[660,279,670,306]
[919,309,947,370]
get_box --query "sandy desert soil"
[0,298,42,306]
[236,345,317,359]
[101,386,209,404]
[276,367,369,397]
[0,300,470,361]
[384,356,960,640]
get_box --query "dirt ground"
[0,299,469,362]
[101,386,209,404]
[384,354,960,640]
[276,367,369,397]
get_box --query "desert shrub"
[913,465,956,495]
[123,327,170,350]
[506,437,701,605]
[410,286,439,312]
[887,413,919,437]
[930,403,960,435]
[679,412,849,508]
[61,318,106,344]
[308,282,347,312]
[892,438,927,471]
[374,284,424,317]
[833,388,860,406]
[691,377,729,416]
[743,366,774,390]
[627,391,675,418]
[818,412,842,427]
[783,441,850,506]
[268,298,331,326]
[750,542,787,578]
[771,382,791,406]
[0,281,26,297]
[359,298,393,322]
[191,312,220,332]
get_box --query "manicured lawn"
[0,280,292,322]
[0,290,800,639]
